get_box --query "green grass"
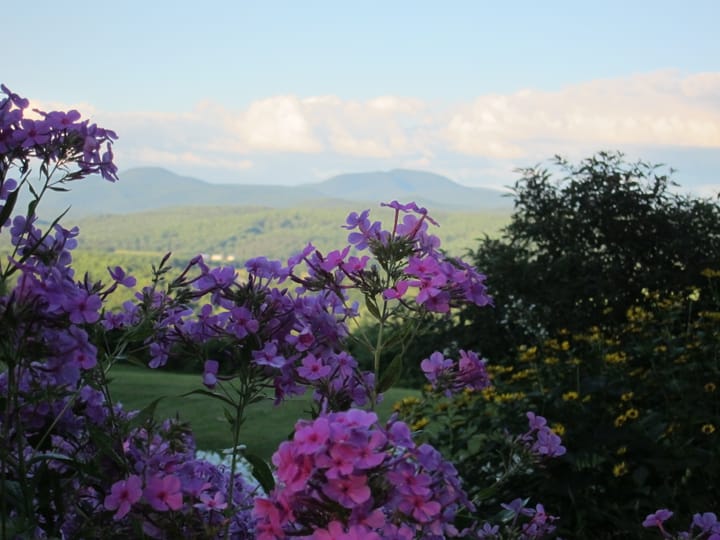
[107,364,419,460]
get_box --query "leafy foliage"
[456,152,720,359]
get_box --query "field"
[107,364,420,460]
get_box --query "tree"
[450,151,720,360]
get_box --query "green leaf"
[181,388,236,408]
[244,453,276,494]
[223,407,237,428]
[26,452,76,467]
[0,185,19,225]
[127,396,164,431]
[377,353,403,394]
[0,479,24,506]
[87,425,126,466]
[364,296,381,320]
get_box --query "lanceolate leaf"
[377,352,403,394]
[244,453,275,494]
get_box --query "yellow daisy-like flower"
[701,268,720,278]
[543,356,559,366]
[614,414,627,428]
[701,424,716,435]
[625,408,640,420]
[562,391,579,402]
[510,369,533,381]
[613,462,628,478]
[518,345,537,362]
[493,391,526,403]
[551,423,566,436]
[560,340,570,351]
[392,396,421,412]
[481,388,496,401]
[687,288,701,302]
[604,351,627,364]
[620,392,634,402]
[411,417,429,431]
[616,446,627,455]
[705,382,717,393]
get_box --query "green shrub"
[398,271,720,538]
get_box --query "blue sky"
[4,0,720,193]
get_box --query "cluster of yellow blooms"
[614,408,640,428]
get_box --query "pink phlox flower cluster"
[253,409,472,539]
[421,350,491,397]
[520,412,567,458]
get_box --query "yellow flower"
[510,369,533,382]
[616,446,627,456]
[560,340,570,351]
[620,392,634,402]
[687,287,701,302]
[613,462,628,477]
[562,391,579,402]
[518,346,537,362]
[411,417,429,431]
[701,424,716,435]
[493,391,526,403]
[653,344,667,354]
[625,408,639,420]
[393,396,421,412]
[701,268,720,278]
[551,423,566,436]
[543,356,559,365]
[604,351,628,364]
[481,388,496,401]
[614,414,627,428]
[705,382,717,393]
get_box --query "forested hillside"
[72,204,510,263]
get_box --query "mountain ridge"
[33,166,512,218]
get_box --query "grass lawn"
[107,364,420,460]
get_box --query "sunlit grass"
[108,363,420,460]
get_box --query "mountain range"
[34,167,512,218]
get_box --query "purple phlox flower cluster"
[421,349,491,397]
[643,509,720,540]
[105,253,373,408]
[97,418,257,538]
[253,409,473,540]
[519,412,567,459]
[1,84,118,182]
[475,498,559,539]
[291,202,491,315]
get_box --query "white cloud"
[18,70,720,191]
[445,70,720,157]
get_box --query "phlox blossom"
[144,474,183,512]
[104,475,142,520]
